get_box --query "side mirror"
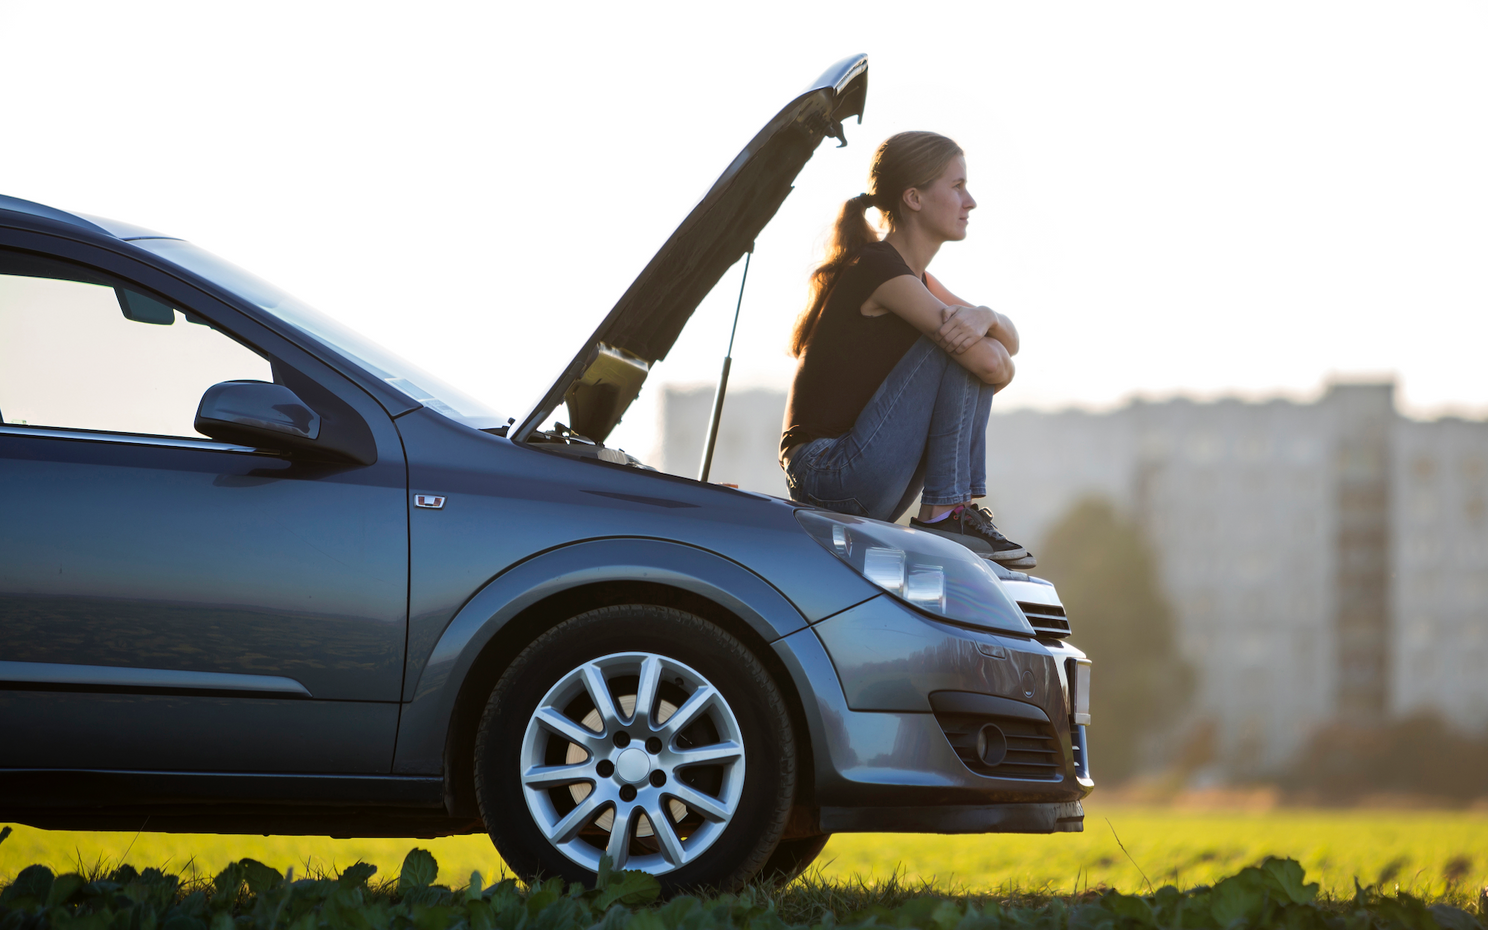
[196,380,368,462]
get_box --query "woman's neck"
[881,226,943,277]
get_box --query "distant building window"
[1465,496,1486,527]
[1412,455,1437,484]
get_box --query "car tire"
[474,604,796,892]
[760,834,831,883]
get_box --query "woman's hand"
[936,305,998,355]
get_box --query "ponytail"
[789,195,880,357]
[788,131,964,358]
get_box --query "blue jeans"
[784,336,993,522]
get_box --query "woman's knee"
[909,336,978,386]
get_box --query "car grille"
[1018,601,1071,638]
[934,710,1063,780]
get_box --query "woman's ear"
[901,187,923,214]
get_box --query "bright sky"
[4,2,1485,461]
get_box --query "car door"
[0,242,409,774]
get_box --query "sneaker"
[910,504,1037,569]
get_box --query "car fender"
[392,537,808,774]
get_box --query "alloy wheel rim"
[518,651,746,874]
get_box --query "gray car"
[0,54,1092,891]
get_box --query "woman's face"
[907,155,976,241]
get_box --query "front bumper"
[822,801,1085,834]
[774,594,1092,834]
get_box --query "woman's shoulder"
[843,240,916,286]
[813,241,919,332]
[855,239,907,264]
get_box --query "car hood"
[513,54,868,444]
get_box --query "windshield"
[132,238,505,430]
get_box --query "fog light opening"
[976,724,1008,766]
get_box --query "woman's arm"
[925,272,1020,356]
[862,275,1014,387]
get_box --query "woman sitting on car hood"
[779,130,1034,569]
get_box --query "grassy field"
[3,805,1485,900]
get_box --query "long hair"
[789,131,964,357]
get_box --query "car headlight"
[796,510,1034,636]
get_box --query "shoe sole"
[909,523,1029,561]
[992,554,1037,570]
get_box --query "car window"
[0,259,272,438]
[130,238,507,430]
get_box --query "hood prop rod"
[698,246,752,483]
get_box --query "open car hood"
[514,54,869,444]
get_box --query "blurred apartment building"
[658,381,1488,778]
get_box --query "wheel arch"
[391,539,816,822]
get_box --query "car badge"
[413,494,446,510]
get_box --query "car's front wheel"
[474,605,796,891]
[760,834,831,883]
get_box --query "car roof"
[0,194,176,242]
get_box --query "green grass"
[2,836,1484,930]
[5,806,1485,902]
[819,807,1488,900]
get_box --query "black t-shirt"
[781,241,922,457]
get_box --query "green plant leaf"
[51,911,115,930]
[404,887,453,908]
[161,914,207,930]
[1,864,55,907]
[486,880,521,914]
[593,871,661,911]
[398,849,439,893]
[238,859,283,896]
[338,863,378,890]
[930,899,963,930]
[526,888,559,916]
[210,863,245,906]
[627,909,666,930]
[1209,874,1267,928]
[410,904,452,930]
[47,873,87,908]
[654,894,703,930]
[466,899,496,930]
[1259,858,1319,905]
[744,909,791,930]
[323,900,369,930]
[1370,893,1440,930]
[174,889,209,921]
[594,904,632,930]
[1102,891,1156,927]
[1428,904,1482,930]
[110,864,139,885]
[894,897,942,929]
[1068,903,1116,930]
